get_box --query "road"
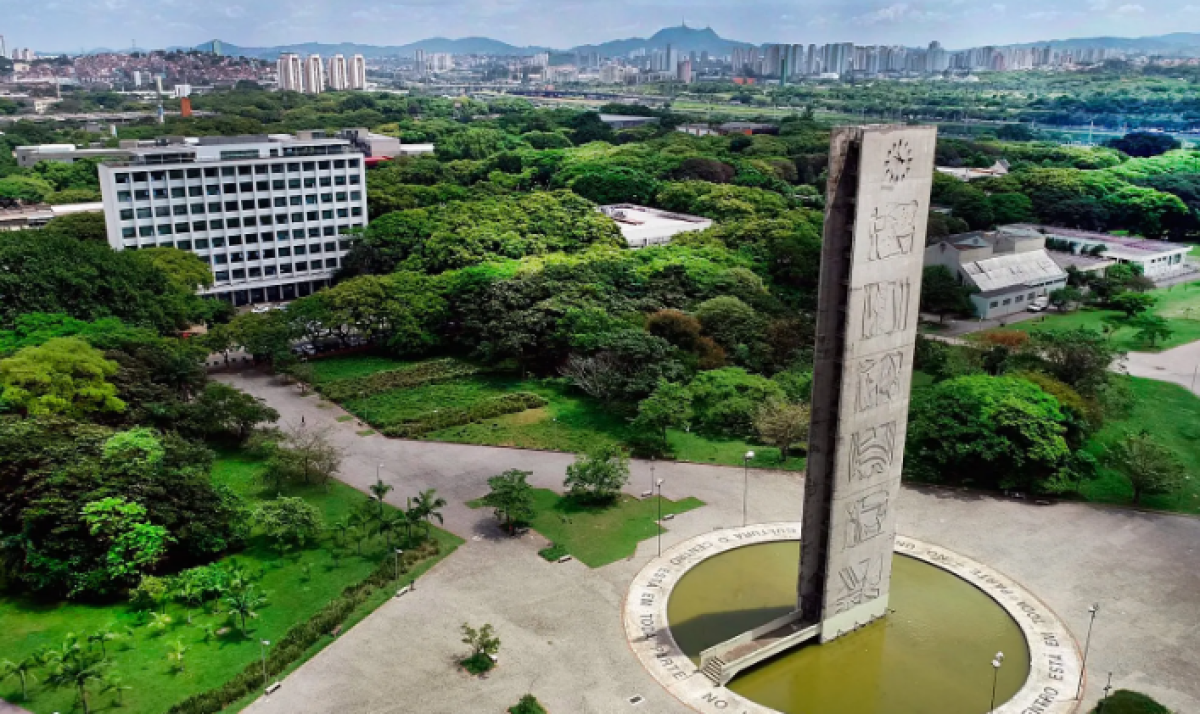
[213,370,1200,714]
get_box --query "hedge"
[380,392,548,438]
[319,358,482,402]
[1091,690,1171,714]
[165,539,442,714]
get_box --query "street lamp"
[655,478,665,557]
[742,451,755,527]
[989,651,1004,713]
[260,640,271,691]
[394,548,404,581]
[1077,603,1099,700]
[1099,672,1113,711]
[649,456,656,495]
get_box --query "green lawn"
[470,488,704,567]
[1008,282,1200,352]
[318,355,806,472]
[1080,377,1200,513]
[0,454,462,714]
[307,355,412,384]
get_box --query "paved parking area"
[220,371,1200,714]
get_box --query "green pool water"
[667,542,1030,714]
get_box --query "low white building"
[1000,224,1191,280]
[598,204,712,248]
[936,160,1009,182]
[925,229,1068,319]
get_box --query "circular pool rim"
[622,523,1082,714]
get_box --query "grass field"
[1007,282,1200,352]
[470,488,704,567]
[313,355,806,472]
[1080,377,1200,513]
[0,453,462,714]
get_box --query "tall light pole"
[649,457,655,495]
[742,451,755,527]
[260,639,271,691]
[1077,603,1099,700]
[989,651,1004,713]
[1099,672,1113,711]
[655,478,665,557]
[394,548,404,581]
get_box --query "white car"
[1027,298,1049,313]
[250,305,272,314]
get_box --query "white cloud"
[1112,3,1144,13]
[1023,10,1063,19]
[857,3,910,23]
[1183,4,1200,11]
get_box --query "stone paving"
[1124,338,1200,396]
[217,371,1200,714]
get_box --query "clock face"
[883,139,914,184]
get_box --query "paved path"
[1125,340,1200,396]
[218,371,1200,714]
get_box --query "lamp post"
[1099,672,1113,711]
[260,640,271,690]
[989,651,1004,713]
[649,457,655,495]
[655,478,665,557]
[394,548,404,580]
[742,451,755,527]
[1077,603,1099,700]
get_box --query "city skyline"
[1,0,1198,56]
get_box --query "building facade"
[303,54,324,94]
[277,53,303,91]
[349,54,367,89]
[98,132,368,306]
[924,230,1068,319]
[327,54,348,90]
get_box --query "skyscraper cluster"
[277,52,367,93]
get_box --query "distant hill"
[192,37,547,60]
[571,25,754,57]
[1003,33,1200,55]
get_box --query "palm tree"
[378,512,403,549]
[101,672,131,706]
[369,477,394,520]
[413,489,447,538]
[0,654,41,700]
[348,508,373,555]
[403,502,424,546]
[88,624,120,660]
[224,586,267,635]
[175,575,204,625]
[166,639,187,672]
[46,640,107,714]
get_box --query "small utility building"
[925,229,1068,319]
[598,204,713,248]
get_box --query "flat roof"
[1001,224,1188,257]
[1047,251,1115,273]
[961,249,1067,294]
[599,204,712,243]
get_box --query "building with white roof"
[999,224,1191,279]
[598,204,713,248]
[925,228,1068,318]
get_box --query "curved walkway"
[218,371,1200,714]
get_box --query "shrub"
[978,330,1030,349]
[379,392,547,437]
[1090,690,1170,714]
[538,543,568,561]
[319,359,482,402]
[510,694,549,714]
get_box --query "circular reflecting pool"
[667,541,1030,714]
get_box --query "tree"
[1110,292,1156,318]
[1,654,42,700]
[460,622,501,671]
[40,212,108,242]
[568,167,660,205]
[369,478,394,520]
[920,265,976,323]
[413,488,447,537]
[563,444,630,504]
[695,296,763,352]
[0,337,125,417]
[1105,132,1181,158]
[645,309,702,351]
[754,400,811,462]
[254,497,324,552]
[223,585,267,634]
[134,247,215,290]
[481,470,537,533]
[986,192,1034,225]
[1104,431,1185,505]
[46,638,107,714]
[1130,313,1172,348]
[227,311,296,366]
[87,624,120,660]
[633,380,693,445]
[181,382,279,442]
[100,673,131,706]
[688,367,788,436]
[905,375,1075,493]
[166,638,187,672]
[1023,329,1123,396]
[81,497,173,595]
[1049,286,1084,312]
[258,422,344,490]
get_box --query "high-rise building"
[303,54,324,94]
[277,53,304,91]
[349,54,367,89]
[677,59,693,84]
[327,54,348,90]
[97,132,369,306]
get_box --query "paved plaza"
[218,371,1200,714]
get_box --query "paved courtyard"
[219,371,1200,714]
[1125,339,1200,396]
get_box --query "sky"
[2,0,1198,52]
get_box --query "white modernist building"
[303,55,325,94]
[98,132,368,306]
[925,229,1068,319]
[1001,224,1191,279]
[599,204,713,248]
[349,54,367,89]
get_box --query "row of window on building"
[112,159,361,184]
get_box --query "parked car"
[1027,297,1049,313]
